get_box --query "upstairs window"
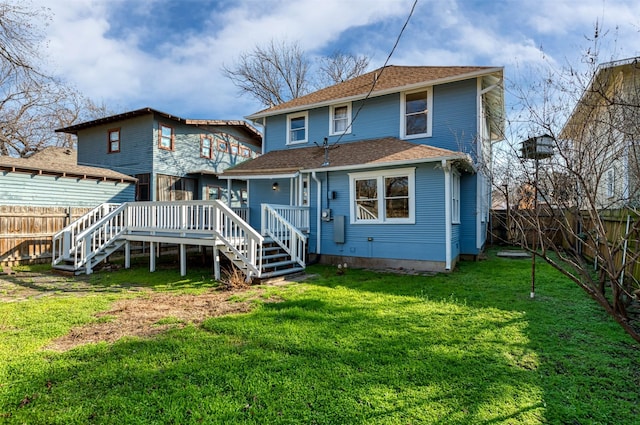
[158,123,174,150]
[201,135,213,158]
[218,139,228,152]
[108,128,120,153]
[287,112,308,145]
[241,146,251,157]
[401,88,432,138]
[330,104,351,136]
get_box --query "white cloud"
[29,0,640,121]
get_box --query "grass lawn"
[0,251,638,424]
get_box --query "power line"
[329,0,419,150]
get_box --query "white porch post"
[150,242,156,272]
[180,244,186,276]
[124,241,130,269]
[443,160,452,270]
[213,246,221,280]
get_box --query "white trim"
[443,160,452,270]
[329,103,352,136]
[451,169,460,224]
[400,87,433,139]
[220,172,299,180]
[348,167,415,225]
[246,67,504,120]
[286,111,308,145]
[306,154,470,173]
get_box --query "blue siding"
[0,171,134,207]
[452,224,461,261]
[459,173,478,254]
[247,179,292,229]
[251,76,487,265]
[77,115,154,176]
[263,80,478,154]
[313,164,446,262]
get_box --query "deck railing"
[266,204,310,231]
[53,201,264,277]
[52,203,120,267]
[261,204,307,268]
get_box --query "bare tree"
[494,29,640,341]
[315,51,369,88]
[223,39,370,108]
[0,1,102,157]
[222,39,310,108]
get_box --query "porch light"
[272,182,279,191]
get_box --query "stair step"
[260,266,305,279]
[263,252,289,261]
[262,259,298,270]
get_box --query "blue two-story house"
[222,65,504,272]
[56,107,262,206]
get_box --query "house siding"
[459,173,479,255]
[0,171,134,207]
[77,115,154,176]
[316,164,446,263]
[263,80,478,154]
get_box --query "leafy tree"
[222,39,369,108]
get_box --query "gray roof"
[0,147,137,182]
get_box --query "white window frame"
[400,87,433,139]
[348,167,415,225]
[329,103,352,136]
[286,111,308,145]
[452,170,461,224]
[606,168,615,198]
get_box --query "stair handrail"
[73,203,129,273]
[214,200,264,277]
[52,203,120,266]
[261,204,307,268]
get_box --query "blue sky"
[37,0,640,122]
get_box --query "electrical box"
[334,215,345,243]
[328,191,337,200]
[321,209,332,222]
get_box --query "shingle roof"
[0,147,136,182]
[221,138,471,177]
[247,65,501,119]
[55,107,262,145]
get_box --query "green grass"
[0,251,638,424]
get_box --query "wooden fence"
[490,209,640,283]
[0,205,91,267]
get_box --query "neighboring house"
[561,57,640,209]
[222,65,505,272]
[0,146,135,206]
[56,107,262,206]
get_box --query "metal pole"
[531,157,538,299]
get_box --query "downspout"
[443,159,452,270]
[311,171,322,255]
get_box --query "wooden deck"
[52,201,308,280]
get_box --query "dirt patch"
[0,269,287,352]
[46,289,280,352]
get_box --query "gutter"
[442,159,452,271]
